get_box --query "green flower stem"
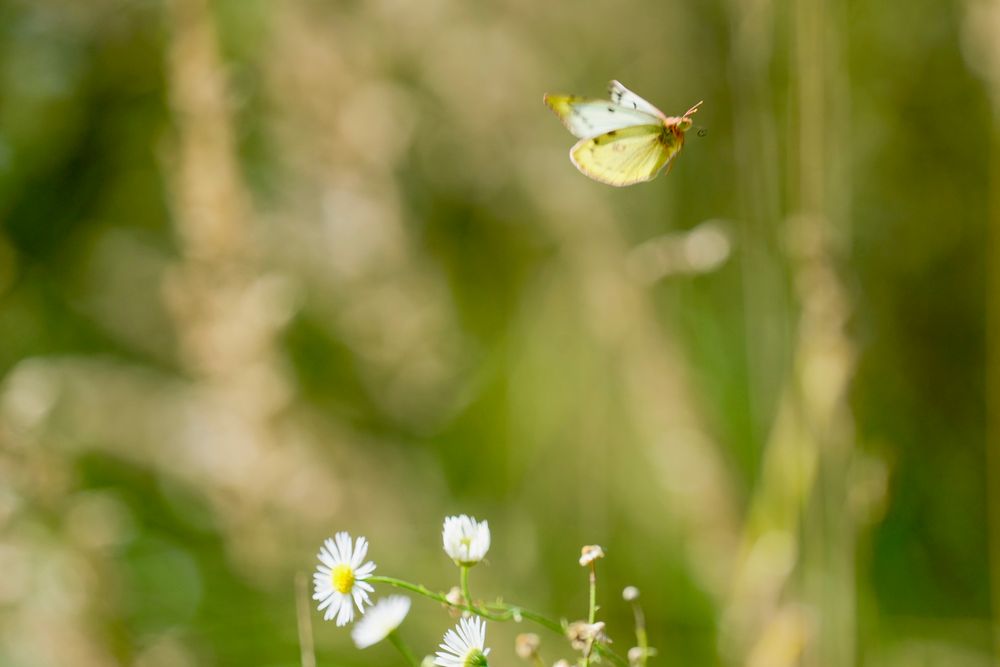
[583,562,598,667]
[367,575,628,667]
[595,644,629,667]
[480,603,563,634]
[368,575,450,603]
[369,575,553,628]
[387,630,419,667]
[460,565,472,609]
[637,630,650,666]
[368,575,506,622]
[588,563,597,624]
[631,601,649,667]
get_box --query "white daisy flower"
[351,595,411,648]
[434,616,491,667]
[313,531,376,626]
[442,515,490,566]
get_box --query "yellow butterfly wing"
[569,124,684,187]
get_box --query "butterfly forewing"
[544,94,661,139]
[608,80,665,119]
[570,125,683,187]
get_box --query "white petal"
[336,599,353,626]
[352,536,368,568]
[335,532,352,561]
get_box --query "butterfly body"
[544,81,701,187]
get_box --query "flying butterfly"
[544,81,702,187]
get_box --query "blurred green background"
[0,0,995,665]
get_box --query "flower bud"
[515,633,540,659]
[579,544,605,566]
[566,621,608,651]
[627,645,658,665]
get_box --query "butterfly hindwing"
[544,94,662,139]
[569,124,683,187]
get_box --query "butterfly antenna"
[685,100,704,117]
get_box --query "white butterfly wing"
[544,94,661,139]
[608,80,665,119]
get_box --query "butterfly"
[544,81,702,187]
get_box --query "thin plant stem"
[582,562,598,667]
[989,85,1000,662]
[368,575,626,667]
[368,575,506,621]
[630,600,648,667]
[461,566,472,608]
[294,572,316,667]
[792,0,855,662]
[574,637,629,667]
[388,630,420,667]
[594,644,628,667]
[588,563,597,624]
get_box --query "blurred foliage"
[0,0,994,666]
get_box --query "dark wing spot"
[569,107,595,129]
[607,106,616,113]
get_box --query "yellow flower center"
[464,649,488,667]
[331,564,355,594]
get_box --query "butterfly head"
[670,101,703,133]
